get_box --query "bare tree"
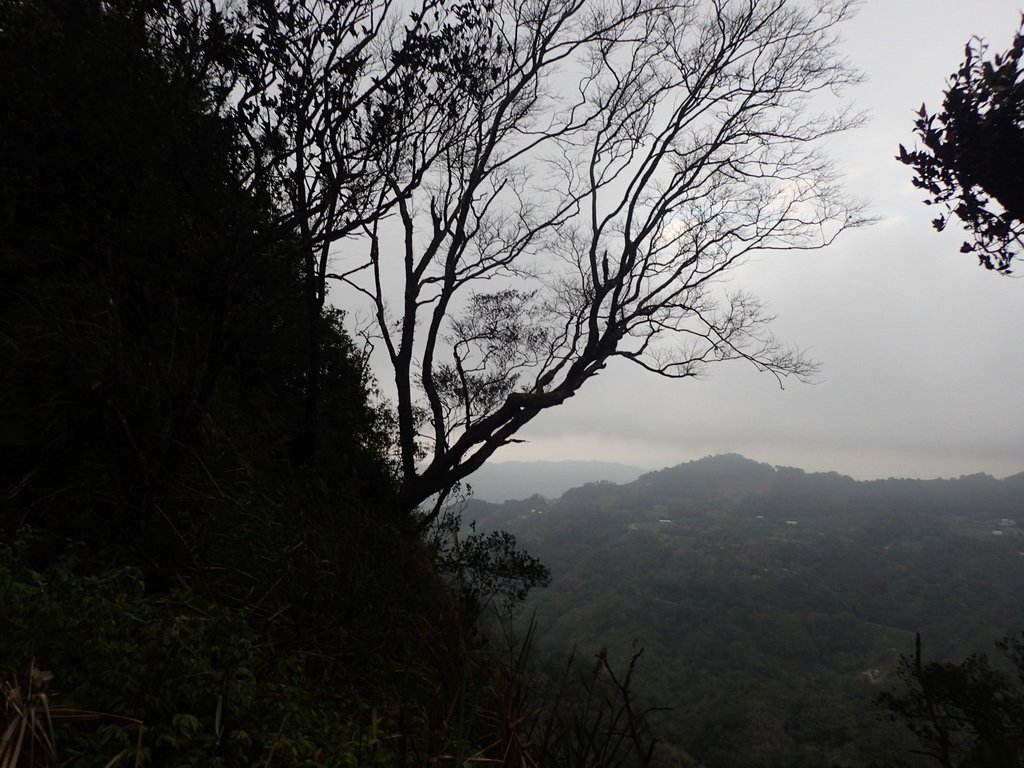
[329,0,866,521]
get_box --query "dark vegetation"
[0,1,660,765]
[3,1,1022,765]
[899,15,1024,273]
[880,632,1024,768]
[467,455,1024,767]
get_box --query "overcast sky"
[485,0,1024,480]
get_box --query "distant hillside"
[466,454,1024,768]
[463,459,645,501]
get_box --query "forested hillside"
[0,3,590,764]
[0,1,451,762]
[467,454,1024,767]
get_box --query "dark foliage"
[0,0,431,740]
[0,0,400,603]
[0,1,638,764]
[428,497,551,625]
[466,455,1024,768]
[879,632,1024,767]
[898,17,1024,273]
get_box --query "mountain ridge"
[464,458,646,501]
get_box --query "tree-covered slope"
[466,454,1024,767]
[0,3,553,764]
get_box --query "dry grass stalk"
[1,662,143,768]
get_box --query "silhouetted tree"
[149,0,504,464]
[879,633,1024,767]
[0,0,399,571]
[327,0,866,521]
[898,17,1024,273]
[33,0,865,527]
